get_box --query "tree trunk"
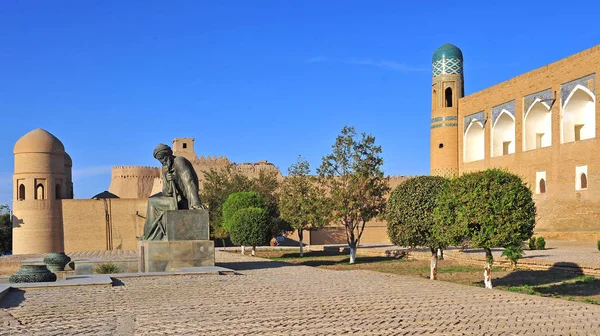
[251,246,256,256]
[430,248,438,280]
[298,229,304,257]
[241,245,245,255]
[221,238,226,247]
[437,248,444,260]
[484,247,493,289]
[349,246,356,264]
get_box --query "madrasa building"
[430,43,600,241]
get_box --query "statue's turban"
[153,143,173,158]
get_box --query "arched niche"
[562,85,595,143]
[18,184,25,200]
[445,87,453,107]
[524,100,552,151]
[491,111,515,157]
[35,183,45,200]
[464,120,484,162]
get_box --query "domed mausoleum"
[12,128,73,254]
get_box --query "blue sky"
[1,1,599,206]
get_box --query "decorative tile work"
[464,111,484,133]
[431,123,458,129]
[492,100,516,125]
[561,74,596,107]
[524,89,553,115]
[431,116,458,123]
[432,55,462,77]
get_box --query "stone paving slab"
[0,251,599,335]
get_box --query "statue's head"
[153,143,174,166]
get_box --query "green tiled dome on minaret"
[432,43,463,77]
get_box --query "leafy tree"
[201,164,287,245]
[0,204,11,254]
[249,169,290,237]
[317,125,390,264]
[222,191,267,233]
[434,168,536,288]
[201,164,253,245]
[385,175,448,280]
[229,207,271,256]
[279,155,330,256]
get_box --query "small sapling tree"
[279,155,330,256]
[386,175,449,280]
[229,207,271,256]
[501,244,524,270]
[434,168,536,288]
[318,125,389,264]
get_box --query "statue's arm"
[162,167,173,196]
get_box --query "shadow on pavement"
[0,289,25,308]
[483,262,586,287]
[216,260,291,271]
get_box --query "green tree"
[385,175,448,280]
[0,204,11,254]
[229,207,271,256]
[201,164,254,246]
[279,155,330,256]
[249,169,290,237]
[222,191,267,232]
[317,125,390,264]
[434,168,536,288]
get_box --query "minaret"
[430,43,464,177]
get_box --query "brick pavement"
[1,251,600,335]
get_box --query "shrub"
[94,263,121,274]
[529,237,537,250]
[501,244,524,270]
[536,237,546,250]
[222,191,267,233]
[597,240,600,251]
[229,207,271,247]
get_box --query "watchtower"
[12,128,71,254]
[430,43,463,177]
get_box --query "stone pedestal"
[139,240,215,272]
[139,209,214,272]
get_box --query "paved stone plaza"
[2,251,600,335]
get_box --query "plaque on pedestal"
[164,209,209,241]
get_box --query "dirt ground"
[246,249,600,305]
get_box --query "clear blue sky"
[1,1,599,206]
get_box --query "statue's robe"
[142,156,203,241]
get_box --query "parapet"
[111,166,161,179]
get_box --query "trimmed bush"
[386,175,448,250]
[536,237,546,250]
[229,207,271,247]
[433,168,537,289]
[222,191,267,233]
[529,237,537,250]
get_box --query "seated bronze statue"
[142,143,206,241]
